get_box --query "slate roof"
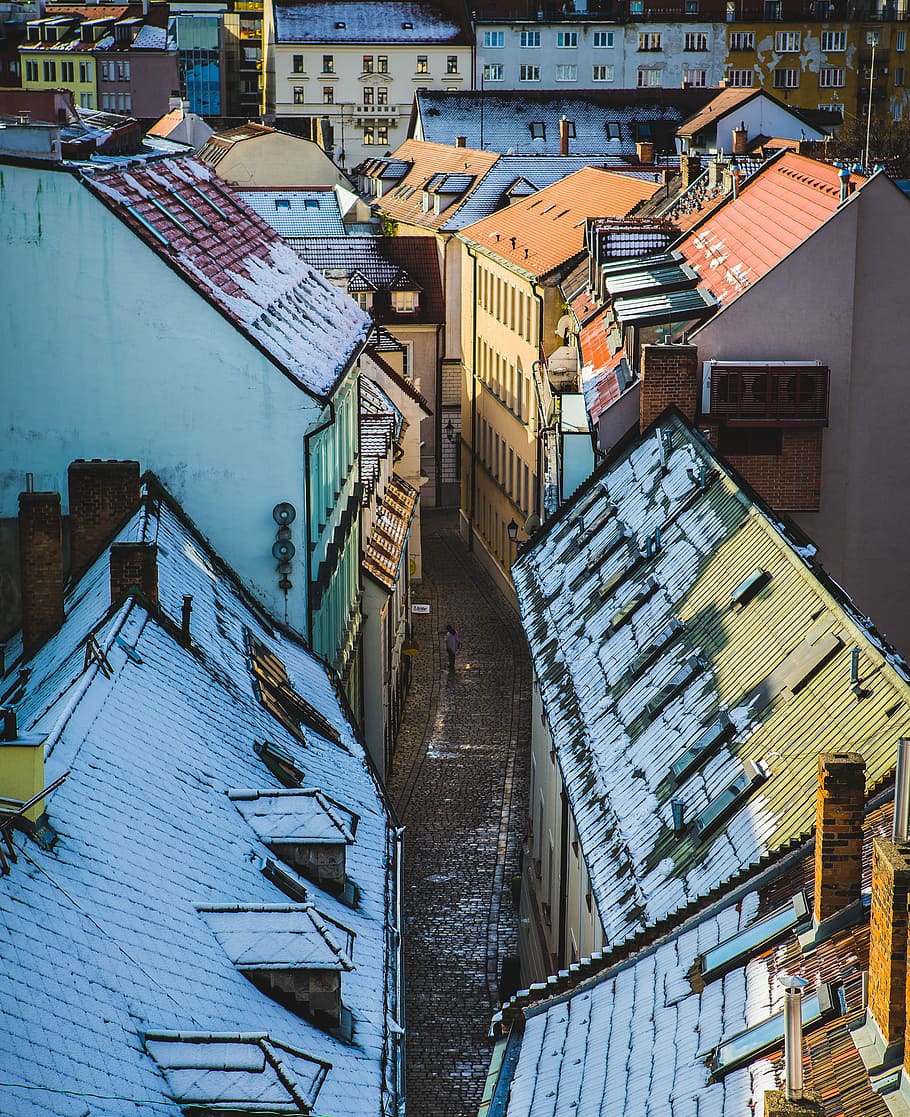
[512,410,910,953]
[83,156,371,398]
[491,803,893,1117]
[677,152,866,312]
[0,479,399,1116]
[297,234,445,322]
[457,167,661,280]
[363,475,419,591]
[413,89,715,157]
[237,188,348,238]
[274,0,471,44]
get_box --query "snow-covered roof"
[512,410,910,953]
[237,188,348,238]
[0,480,399,1116]
[274,0,470,44]
[83,157,371,399]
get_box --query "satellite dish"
[272,539,296,561]
[273,502,296,526]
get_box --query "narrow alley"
[388,510,532,1117]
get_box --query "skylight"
[693,759,769,841]
[699,892,809,981]
[254,739,304,787]
[670,710,733,784]
[711,983,836,1077]
[730,568,772,609]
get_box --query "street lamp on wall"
[507,518,519,544]
[445,417,455,443]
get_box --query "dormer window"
[392,290,418,313]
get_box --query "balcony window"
[416,55,428,73]
[377,86,388,104]
[709,363,829,426]
[363,86,374,104]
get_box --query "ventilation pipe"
[838,164,851,204]
[181,595,193,643]
[559,116,570,156]
[781,975,808,1100]
[894,738,910,843]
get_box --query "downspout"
[532,283,546,521]
[435,318,444,504]
[303,399,336,653]
[393,822,406,1116]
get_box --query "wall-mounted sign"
[411,603,431,614]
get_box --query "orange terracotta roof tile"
[458,167,661,279]
[680,152,864,310]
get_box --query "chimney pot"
[68,460,141,579]
[732,123,748,157]
[636,140,655,165]
[19,491,64,660]
[681,154,702,190]
[109,542,158,606]
[559,116,570,157]
[781,974,809,1100]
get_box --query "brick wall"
[639,345,700,430]
[868,837,910,1047]
[68,460,141,577]
[109,542,158,606]
[813,752,866,925]
[704,426,822,511]
[18,491,64,660]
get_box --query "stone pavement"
[388,510,531,1117]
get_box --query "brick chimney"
[732,122,748,156]
[639,344,700,430]
[635,140,654,165]
[681,154,702,190]
[19,490,64,660]
[455,135,466,148]
[68,459,141,578]
[109,542,158,605]
[559,116,570,156]
[813,752,866,926]
[868,837,910,1050]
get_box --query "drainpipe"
[467,243,479,551]
[435,318,444,505]
[532,282,548,522]
[304,398,338,653]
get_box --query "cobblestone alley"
[388,510,531,1117]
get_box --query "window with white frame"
[593,64,614,81]
[101,60,114,80]
[520,64,540,81]
[557,30,577,47]
[773,67,799,87]
[529,120,546,138]
[556,63,577,81]
[116,60,130,80]
[818,100,844,117]
[775,30,800,51]
[898,30,907,52]
[378,54,388,72]
[377,86,388,104]
[484,63,503,80]
[117,92,131,111]
[685,31,708,50]
[364,86,375,105]
[821,30,846,51]
[593,30,614,47]
[684,68,707,86]
[630,0,643,12]
[102,92,114,110]
[484,30,504,47]
[520,30,541,46]
[637,67,662,86]
[377,124,388,144]
[638,31,662,51]
[818,67,844,87]
[729,31,754,50]
[726,68,755,87]
[362,54,373,73]
[392,290,417,313]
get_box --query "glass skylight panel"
[699,892,809,980]
[730,568,772,609]
[643,655,707,723]
[670,710,733,784]
[693,759,769,841]
[712,984,834,1077]
[623,618,686,685]
[608,576,659,635]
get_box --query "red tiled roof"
[677,88,759,138]
[679,152,864,310]
[83,157,370,398]
[459,167,661,279]
[579,307,628,424]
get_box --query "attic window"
[304,198,319,209]
[605,121,621,139]
[246,632,344,748]
[529,121,547,140]
[623,618,686,687]
[642,655,708,724]
[670,710,733,784]
[402,20,413,28]
[275,198,291,210]
[607,577,659,635]
[730,568,772,609]
[254,739,304,787]
[711,983,838,1077]
[262,856,309,902]
[692,759,769,841]
[335,19,345,27]
[699,892,809,982]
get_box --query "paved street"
[388,510,531,1117]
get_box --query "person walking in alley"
[444,624,461,672]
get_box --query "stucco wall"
[0,161,325,638]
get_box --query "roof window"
[261,855,309,902]
[699,892,809,981]
[254,739,304,787]
[335,19,346,27]
[744,627,842,711]
[693,758,769,841]
[711,983,837,1077]
[529,121,546,139]
[275,197,291,210]
[622,618,686,688]
[304,197,319,208]
[641,655,707,725]
[247,632,344,748]
[730,568,772,609]
[607,576,659,636]
[670,710,733,784]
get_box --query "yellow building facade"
[21,45,96,108]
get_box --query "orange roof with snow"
[458,167,661,279]
[679,152,864,309]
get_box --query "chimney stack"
[19,491,64,660]
[868,836,910,1052]
[635,140,654,165]
[109,542,158,606]
[559,116,570,157]
[732,122,748,156]
[681,154,702,190]
[455,135,466,148]
[813,752,866,927]
[639,344,700,430]
[68,460,141,578]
